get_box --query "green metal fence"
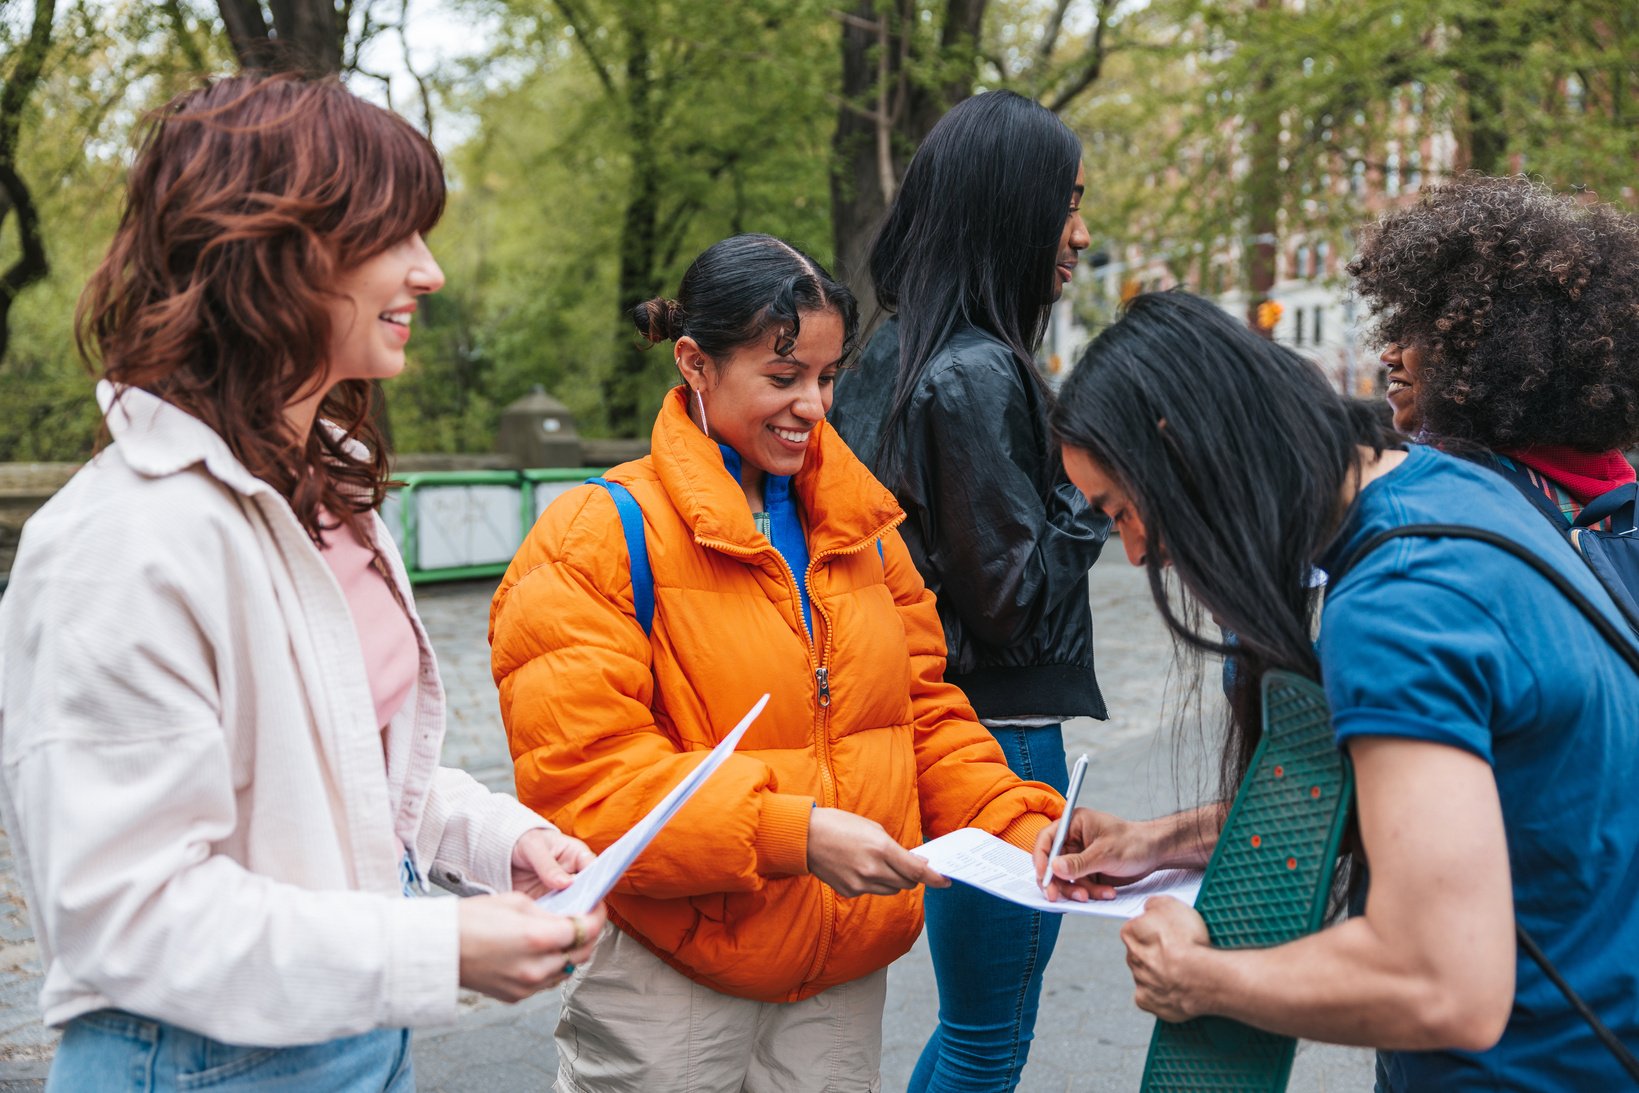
[384,467,607,585]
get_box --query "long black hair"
[634,233,858,361]
[1052,291,1393,798]
[870,90,1081,492]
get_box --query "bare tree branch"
[831,8,881,34]
[355,66,394,106]
[1046,0,1115,112]
[397,0,434,139]
[549,0,618,99]
[1029,0,1074,86]
[875,5,895,203]
[891,0,912,127]
[826,91,889,125]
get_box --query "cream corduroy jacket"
[0,383,549,1045]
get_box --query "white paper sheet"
[912,827,1203,919]
[536,693,771,915]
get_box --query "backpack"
[1487,457,1639,635]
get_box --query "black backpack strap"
[1335,524,1639,677]
[1517,926,1639,1082]
[1333,522,1639,1083]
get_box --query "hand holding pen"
[1040,753,1088,893]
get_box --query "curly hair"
[1347,174,1639,451]
[77,74,445,545]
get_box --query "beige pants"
[554,926,887,1093]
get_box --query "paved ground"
[0,558,1373,1091]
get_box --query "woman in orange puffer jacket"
[490,234,1064,1093]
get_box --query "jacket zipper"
[793,518,904,992]
[702,514,906,994]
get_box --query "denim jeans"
[910,722,1070,1093]
[47,1010,414,1092]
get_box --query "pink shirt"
[319,511,419,732]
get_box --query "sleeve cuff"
[753,793,816,876]
[1331,707,1494,765]
[996,810,1054,852]
[473,795,557,893]
[382,896,460,1029]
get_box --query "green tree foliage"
[1,0,56,366]
[6,0,1633,461]
[0,1,221,461]
[393,0,838,443]
[1072,0,1639,315]
[827,0,1126,312]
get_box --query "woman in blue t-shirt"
[1037,290,1639,1091]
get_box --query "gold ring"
[570,914,588,950]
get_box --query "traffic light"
[1255,299,1284,331]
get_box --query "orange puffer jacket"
[491,388,1063,1003]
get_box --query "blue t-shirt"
[1318,444,1639,1091]
[719,444,813,637]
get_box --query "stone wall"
[0,441,652,581]
[0,464,80,580]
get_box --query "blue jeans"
[47,1010,414,1092]
[911,722,1069,1093]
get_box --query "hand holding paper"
[510,828,596,899]
[807,807,949,897]
[536,694,770,916]
[913,827,1201,919]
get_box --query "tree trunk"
[217,0,344,76]
[906,0,986,138]
[602,19,663,436]
[218,0,277,68]
[829,0,988,323]
[0,0,56,365]
[829,0,894,316]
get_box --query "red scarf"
[1499,444,1636,505]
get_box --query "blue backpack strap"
[1576,482,1638,532]
[586,478,653,637]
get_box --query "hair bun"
[633,297,685,344]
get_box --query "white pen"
[1041,753,1089,893]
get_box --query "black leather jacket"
[830,319,1109,720]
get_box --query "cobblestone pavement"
[0,559,1372,1091]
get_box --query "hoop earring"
[693,387,710,438]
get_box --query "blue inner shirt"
[1317,444,1639,1091]
[719,444,812,638]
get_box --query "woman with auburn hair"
[0,74,603,1091]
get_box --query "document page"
[912,827,1202,919]
[537,693,771,915]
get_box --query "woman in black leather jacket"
[829,89,1109,1093]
